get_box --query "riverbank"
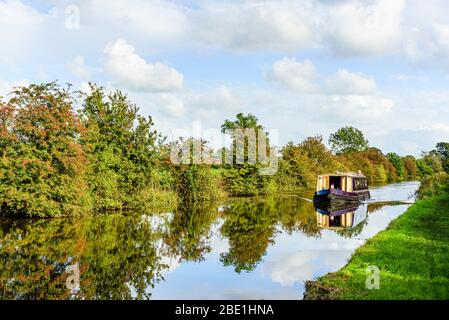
[304,180,449,300]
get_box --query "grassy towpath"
[304,184,449,300]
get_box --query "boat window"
[353,178,368,191]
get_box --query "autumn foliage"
[0,83,89,217]
[0,83,447,217]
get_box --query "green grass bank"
[304,175,449,300]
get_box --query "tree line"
[1,82,448,218]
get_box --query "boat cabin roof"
[317,172,367,179]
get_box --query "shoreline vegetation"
[304,172,449,300]
[1,82,449,218]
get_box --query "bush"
[417,172,449,199]
[0,83,90,217]
[174,164,224,202]
[80,85,164,211]
[222,163,268,196]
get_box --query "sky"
[1,0,449,156]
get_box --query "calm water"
[0,181,419,300]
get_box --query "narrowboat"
[313,172,370,204]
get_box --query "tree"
[300,135,337,171]
[220,113,271,196]
[80,84,160,211]
[402,155,418,180]
[0,83,90,217]
[387,152,405,179]
[436,142,449,173]
[416,159,434,178]
[221,113,267,164]
[329,126,369,155]
[421,150,443,174]
[170,138,222,203]
[221,113,263,133]
[276,136,340,192]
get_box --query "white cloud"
[265,58,393,126]
[268,60,378,95]
[419,123,449,134]
[82,0,187,40]
[325,0,405,56]
[266,58,318,93]
[325,69,377,94]
[0,0,48,63]
[66,55,90,79]
[0,79,30,98]
[0,0,44,27]
[319,94,394,122]
[390,74,430,82]
[190,85,245,112]
[192,1,317,52]
[158,94,186,118]
[78,81,93,95]
[265,251,317,286]
[103,38,183,92]
[0,0,444,64]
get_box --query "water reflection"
[315,202,368,239]
[0,215,167,300]
[0,181,420,300]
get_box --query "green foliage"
[275,132,433,191]
[174,164,223,202]
[220,198,278,273]
[422,151,444,173]
[220,113,272,196]
[0,83,90,217]
[329,126,369,155]
[436,142,449,173]
[387,152,405,179]
[417,172,449,199]
[277,136,341,192]
[416,159,434,178]
[0,83,179,217]
[170,137,225,202]
[80,84,164,211]
[0,83,445,218]
[164,202,219,262]
[222,163,268,196]
[0,214,167,299]
[221,113,263,134]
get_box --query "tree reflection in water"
[0,196,382,299]
[219,196,321,273]
[163,201,220,262]
[0,214,167,300]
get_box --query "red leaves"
[1,83,90,217]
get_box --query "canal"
[0,181,419,299]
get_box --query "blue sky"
[1,0,449,156]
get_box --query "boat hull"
[313,188,370,204]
